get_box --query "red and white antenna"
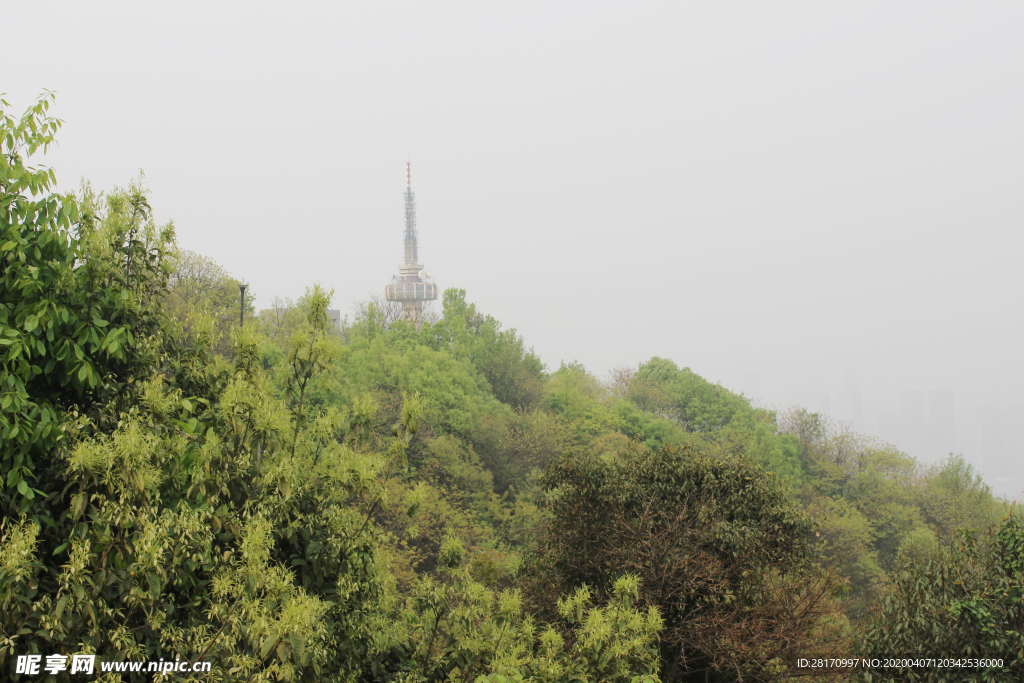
[406,162,411,188]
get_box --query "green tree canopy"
[1,94,174,518]
[526,441,847,683]
[858,515,1024,682]
[165,248,253,356]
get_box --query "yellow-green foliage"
[395,537,663,683]
[0,519,39,587]
[782,408,1005,616]
[164,249,254,357]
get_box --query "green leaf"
[290,632,305,663]
[260,634,280,659]
[55,595,69,619]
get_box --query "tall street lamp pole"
[239,282,248,326]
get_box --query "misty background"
[2,1,1021,498]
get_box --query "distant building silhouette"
[900,390,927,456]
[927,390,956,457]
[975,407,1007,474]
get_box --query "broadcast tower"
[384,163,438,325]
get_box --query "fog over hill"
[2,1,1021,498]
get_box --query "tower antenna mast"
[385,163,438,326]
[404,162,418,266]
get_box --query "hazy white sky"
[3,1,1022,496]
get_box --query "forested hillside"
[2,95,1022,682]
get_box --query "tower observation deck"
[384,163,438,324]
